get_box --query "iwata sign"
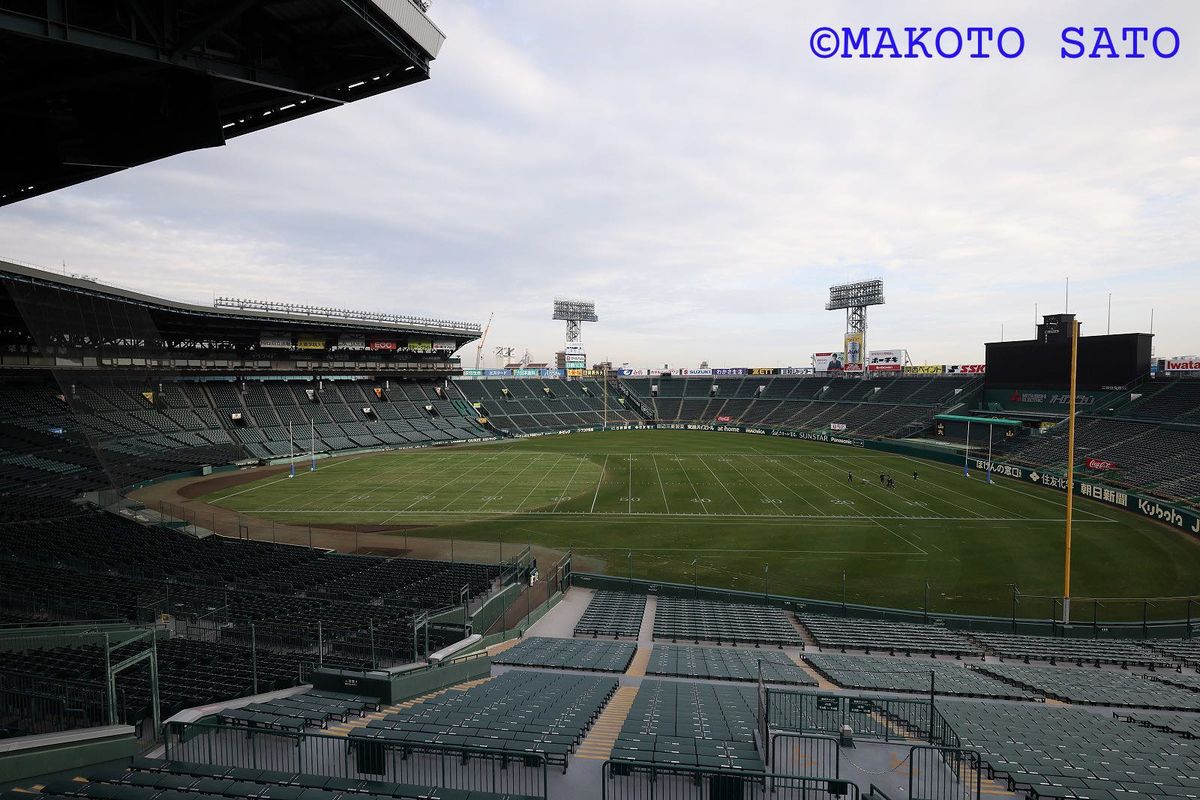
[1166,356,1200,371]
[1086,457,1118,471]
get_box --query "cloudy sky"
[1,0,1197,368]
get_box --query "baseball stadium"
[0,3,1198,800]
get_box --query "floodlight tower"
[826,279,885,377]
[552,299,598,378]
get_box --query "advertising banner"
[540,368,565,378]
[867,349,905,371]
[337,334,366,350]
[461,369,483,376]
[617,368,646,376]
[433,339,457,352]
[679,368,713,376]
[843,332,864,368]
[713,367,747,376]
[567,368,585,377]
[813,352,846,372]
[716,415,733,422]
[830,422,847,431]
[514,368,540,377]
[779,367,814,375]
[296,335,326,350]
[565,344,586,355]
[1086,457,1118,471]
[946,364,986,374]
[1166,356,1200,371]
[260,333,292,349]
[904,364,944,374]
[483,368,511,377]
[407,338,433,353]
[748,367,778,376]
[368,338,398,351]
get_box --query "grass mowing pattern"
[206,430,1200,617]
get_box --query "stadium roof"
[0,0,445,205]
[0,258,480,343]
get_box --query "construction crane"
[474,312,493,369]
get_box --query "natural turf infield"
[206,430,1200,618]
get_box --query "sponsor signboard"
[617,368,646,376]
[813,352,846,372]
[461,369,483,376]
[337,334,366,350]
[407,338,433,353]
[748,367,777,376]
[1004,389,1096,408]
[483,368,510,377]
[843,332,864,368]
[433,339,457,352]
[945,364,986,374]
[296,335,326,350]
[368,338,397,351]
[679,368,713,376]
[716,415,733,422]
[713,368,747,376]
[1166,356,1200,371]
[779,367,814,375]
[830,422,847,431]
[565,344,586,355]
[1086,457,1118,471]
[567,368,583,377]
[260,333,292,349]
[867,349,905,372]
[514,368,540,377]
[904,364,944,374]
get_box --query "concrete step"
[626,646,652,676]
[575,686,639,760]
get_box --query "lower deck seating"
[802,653,1038,700]
[653,597,800,647]
[976,663,1200,710]
[492,636,636,673]
[970,632,1175,668]
[573,591,646,638]
[647,644,814,686]
[799,613,981,657]
[351,670,616,772]
[21,756,538,800]
[610,680,763,772]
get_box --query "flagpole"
[1063,319,1080,625]
[310,418,316,471]
[289,422,295,478]
[986,423,993,484]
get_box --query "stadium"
[1,3,1199,800]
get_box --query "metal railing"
[602,760,860,800]
[164,721,548,799]
[909,746,981,800]
[767,688,951,745]
[770,732,841,780]
[0,669,134,736]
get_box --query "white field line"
[819,451,988,520]
[673,454,711,516]
[628,455,633,514]
[515,454,568,511]
[239,509,1115,523]
[651,454,672,514]
[808,456,921,519]
[206,454,366,504]
[893,453,1115,522]
[321,452,454,514]
[360,453,476,515]
[385,452,513,519]
[773,455,929,556]
[470,454,550,512]
[695,455,753,516]
[730,454,824,516]
[589,455,610,513]
[551,457,589,513]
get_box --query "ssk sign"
[1086,457,1117,471]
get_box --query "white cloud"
[0,0,1197,367]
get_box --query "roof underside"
[0,0,444,205]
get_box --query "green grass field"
[206,430,1200,617]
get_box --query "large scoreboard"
[985,314,1152,389]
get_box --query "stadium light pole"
[288,422,295,478]
[1063,319,1081,626]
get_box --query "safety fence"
[909,746,982,800]
[601,760,860,800]
[0,669,134,736]
[769,732,840,780]
[764,687,958,748]
[164,721,548,800]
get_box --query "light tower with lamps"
[826,279,885,377]
[552,298,598,378]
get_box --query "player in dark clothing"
[913,471,918,480]
[847,471,853,483]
